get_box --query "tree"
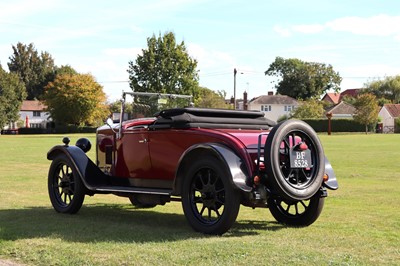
[291,99,324,119]
[265,57,342,100]
[127,32,199,96]
[353,93,380,134]
[43,73,108,126]
[0,65,26,129]
[364,75,400,104]
[8,42,56,100]
[55,65,78,76]
[194,87,230,109]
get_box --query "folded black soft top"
[151,108,276,130]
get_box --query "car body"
[47,92,338,235]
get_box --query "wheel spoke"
[206,170,212,185]
[285,203,290,212]
[199,205,206,215]
[215,187,224,194]
[197,173,205,187]
[300,200,307,209]
[194,195,203,204]
[291,133,296,147]
[283,139,290,150]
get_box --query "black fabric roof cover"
[151,108,276,130]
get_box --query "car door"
[115,125,152,179]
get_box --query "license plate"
[290,150,311,168]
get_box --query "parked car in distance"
[47,92,338,235]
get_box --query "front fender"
[47,145,108,190]
[174,143,252,195]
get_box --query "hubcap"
[191,168,225,223]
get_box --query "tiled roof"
[249,95,298,105]
[20,100,47,111]
[322,93,340,104]
[340,89,361,99]
[326,101,356,115]
[383,104,400,118]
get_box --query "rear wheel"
[265,119,325,201]
[268,193,324,226]
[181,156,240,235]
[48,154,85,214]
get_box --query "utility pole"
[233,68,237,110]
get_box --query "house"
[247,92,298,122]
[19,100,50,128]
[322,92,340,105]
[378,104,400,133]
[322,89,361,105]
[340,89,361,101]
[325,101,356,119]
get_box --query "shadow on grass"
[0,204,285,242]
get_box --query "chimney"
[268,91,274,96]
[243,91,248,110]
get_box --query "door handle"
[138,139,148,143]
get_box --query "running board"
[94,186,172,195]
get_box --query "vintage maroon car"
[47,92,338,235]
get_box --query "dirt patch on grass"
[0,259,25,266]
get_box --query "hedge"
[17,125,96,134]
[17,128,48,134]
[301,119,365,133]
[52,125,97,134]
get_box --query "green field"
[0,134,399,265]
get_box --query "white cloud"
[0,0,62,20]
[327,15,400,37]
[273,25,292,37]
[187,43,236,69]
[292,24,324,34]
[102,48,142,57]
[277,14,400,40]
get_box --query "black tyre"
[48,154,85,214]
[268,193,324,226]
[181,156,240,235]
[128,195,156,209]
[265,119,325,201]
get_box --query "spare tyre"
[264,119,324,201]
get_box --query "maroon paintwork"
[96,118,268,189]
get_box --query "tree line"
[0,43,108,128]
[1,31,399,130]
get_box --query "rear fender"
[173,143,253,195]
[324,157,338,190]
[47,145,108,190]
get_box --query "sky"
[1,0,400,102]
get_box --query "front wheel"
[48,154,85,214]
[267,193,324,226]
[181,156,240,235]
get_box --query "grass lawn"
[0,133,399,265]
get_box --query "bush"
[18,127,48,134]
[302,119,365,133]
[53,125,97,134]
[17,125,97,134]
[395,118,400,133]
